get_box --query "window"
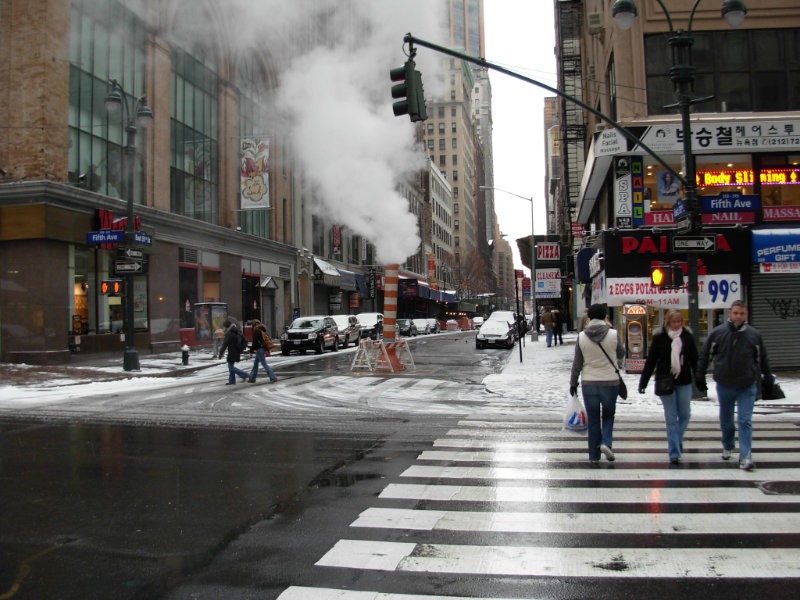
[68,0,148,202]
[439,155,446,166]
[452,155,458,165]
[645,28,800,114]
[438,123,445,134]
[454,202,459,214]
[171,47,219,223]
[438,106,445,118]
[439,138,446,150]
[452,138,457,148]
[451,122,457,132]
[453,170,458,181]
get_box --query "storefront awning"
[752,228,800,264]
[313,257,340,287]
[259,275,279,289]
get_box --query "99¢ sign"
[605,275,740,308]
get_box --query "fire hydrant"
[181,344,190,365]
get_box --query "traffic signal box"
[101,279,123,296]
[650,263,684,290]
[390,58,428,122]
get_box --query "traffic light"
[390,58,427,122]
[101,279,123,296]
[650,263,684,289]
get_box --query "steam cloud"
[219,0,447,264]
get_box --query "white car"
[476,319,516,349]
[356,312,384,339]
[412,318,431,334]
[472,316,485,329]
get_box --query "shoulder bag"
[654,375,675,396]
[594,339,628,400]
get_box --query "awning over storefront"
[313,257,340,287]
[337,268,358,291]
[259,275,279,289]
[752,228,800,264]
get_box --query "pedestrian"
[569,303,625,465]
[553,309,564,346]
[248,319,278,384]
[695,300,775,471]
[638,309,698,464]
[217,320,250,385]
[541,308,555,347]
[212,325,225,358]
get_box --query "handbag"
[761,378,785,400]
[594,339,628,400]
[654,374,675,396]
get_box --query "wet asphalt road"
[0,332,500,599]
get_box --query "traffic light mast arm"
[401,33,685,187]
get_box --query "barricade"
[350,338,415,373]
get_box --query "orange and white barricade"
[375,338,415,373]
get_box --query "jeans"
[660,383,692,459]
[716,382,756,460]
[582,384,618,461]
[555,327,563,345]
[227,361,249,384]
[545,329,553,347]
[250,348,277,382]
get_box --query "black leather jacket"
[697,320,771,388]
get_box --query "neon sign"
[696,168,800,187]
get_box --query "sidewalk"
[486,330,800,419]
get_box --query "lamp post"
[105,79,153,371]
[479,186,538,342]
[611,0,748,339]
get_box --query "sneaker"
[225,382,235,385]
[600,444,615,462]
[739,456,754,471]
[721,449,732,460]
[670,457,681,464]
[269,379,278,384]
[247,378,256,383]
[589,459,599,466]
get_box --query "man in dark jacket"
[218,321,250,385]
[696,300,774,471]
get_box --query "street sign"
[674,216,693,234]
[672,235,717,252]
[134,231,153,245]
[114,260,145,274]
[117,247,143,260]
[86,230,124,244]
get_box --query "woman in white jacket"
[569,304,625,465]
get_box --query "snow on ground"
[1,333,798,420]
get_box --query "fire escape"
[556,0,586,249]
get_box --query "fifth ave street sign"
[672,236,716,252]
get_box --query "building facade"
[555,0,800,367]
[0,0,451,363]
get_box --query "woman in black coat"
[638,309,698,463]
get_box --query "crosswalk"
[278,415,800,598]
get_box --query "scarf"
[667,327,682,377]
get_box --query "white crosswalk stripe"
[278,415,800,598]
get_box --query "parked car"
[426,318,441,334]
[445,319,459,331]
[396,318,418,336]
[472,316,485,329]
[280,315,339,355]
[356,312,384,339]
[476,318,516,349]
[330,314,361,348]
[486,310,518,339]
[412,318,431,334]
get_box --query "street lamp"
[479,185,538,342]
[611,0,747,339]
[105,79,153,371]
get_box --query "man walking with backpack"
[248,319,278,384]
[218,319,250,385]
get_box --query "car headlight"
[308,332,318,340]
[281,333,288,340]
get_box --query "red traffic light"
[101,279,123,296]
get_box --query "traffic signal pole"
[399,32,704,348]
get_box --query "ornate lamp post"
[611,0,748,338]
[105,79,153,371]
[480,185,538,342]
